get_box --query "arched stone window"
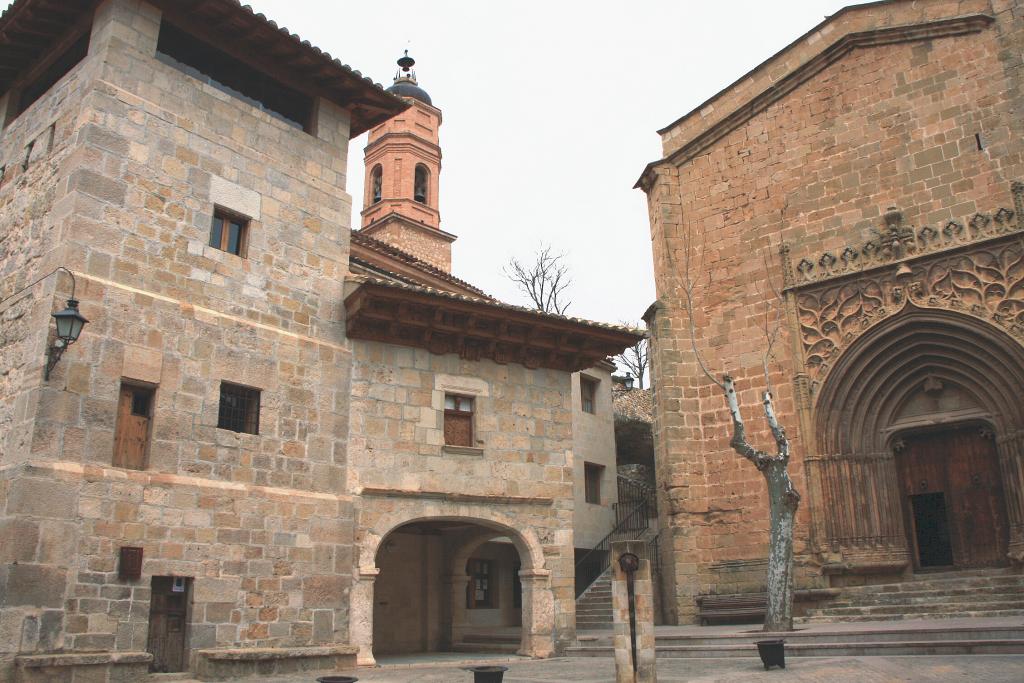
[414,164,429,204]
[370,164,382,204]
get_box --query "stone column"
[518,569,554,658]
[997,432,1024,562]
[611,541,656,683]
[349,567,378,666]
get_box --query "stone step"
[799,608,1024,623]
[452,642,520,654]
[807,599,1024,618]
[460,634,520,644]
[837,574,1023,594]
[647,626,1024,647]
[824,591,1024,608]
[565,639,1024,659]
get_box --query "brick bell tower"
[360,51,456,271]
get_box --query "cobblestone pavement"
[191,655,1024,682]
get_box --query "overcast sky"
[237,0,852,325]
[9,0,856,325]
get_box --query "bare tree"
[673,224,800,632]
[504,243,572,315]
[615,321,649,389]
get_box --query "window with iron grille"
[444,394,474,447]
[466,558,496,609]
[209,207,249,257]
[581,376,598,414]
[217,382,260,434]
[584,462,604,504]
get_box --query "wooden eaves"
[345,277,644,373]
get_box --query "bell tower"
[360,51,455,272]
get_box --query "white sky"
[10,0,855,325]
[243,0,852,324]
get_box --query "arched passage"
[809,307,1024,571]
[350,514,553,665]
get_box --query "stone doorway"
[896,426,1009,570]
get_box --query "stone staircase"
[799,567,1024,623]
[566,618,1024,659]
[576,567,614,630]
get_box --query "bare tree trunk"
[723,376,800,632]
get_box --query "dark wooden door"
[897,427,1008,569]
[113,384,153,469]
[147,576,190,673]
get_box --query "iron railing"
[574,476,659,597]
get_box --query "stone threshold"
[16,651,153,668]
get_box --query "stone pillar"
[349,567,378,666]
[611,541,656,683]
[518,569,554,658]
[997,432,1024,563]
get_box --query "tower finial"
[396,50,417,83]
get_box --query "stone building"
[0,0,639,679]
[639,0,1024,625]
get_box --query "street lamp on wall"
[45,294,88,380]
[0,266,89,381]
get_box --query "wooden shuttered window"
[581,376,597,414]
[209,208,249,257]
[444,394,474,447]
[113,383,154,470]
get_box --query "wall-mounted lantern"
[45,295,88,379]
[0,266,89,381]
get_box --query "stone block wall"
[348,341,578,652]
[643,0,1024,623]
[1,0,361,676]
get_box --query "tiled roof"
[347,273,644,337]
[349,230,490,298]
[613,388,653,424]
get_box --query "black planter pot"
[464,665,509,682]
[755,639,785,670]
[316,677,358,683]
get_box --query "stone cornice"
[636,13,995,191]
[359,486,554,506]
[359,211,456,243]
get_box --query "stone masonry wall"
[2,0,362,675]
[348,341,577,651]
[644,0,1024,623]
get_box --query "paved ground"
[190,654,1024,682]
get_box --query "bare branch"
[504,243,573,315]
[615,321,649,388]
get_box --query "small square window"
[444,394,474,447]
[584,462,604,505]
[217,382,260,434]
[209,208,249,257]
[581,376,598,414]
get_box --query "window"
[370,164,382,204]
[414,164,429,204]
[466,559,496,609]
[156,21,313,132]
[209,208,249,256]
[113,383,155,470]
[217,382,260,434]
[444,394,473,447]
[581,376,598,414]
[584,462,604,505]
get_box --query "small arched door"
[896,425,1009,569]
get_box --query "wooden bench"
[696,588,839,625]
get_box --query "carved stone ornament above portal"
[784,182,1024,382]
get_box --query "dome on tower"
[386,50,432,105]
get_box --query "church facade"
[639,0,1024,624]
[0,1,639,680]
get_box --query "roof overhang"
[344,278,643,373]
[0,0,409,136]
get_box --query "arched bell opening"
[809,308,1024,573]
